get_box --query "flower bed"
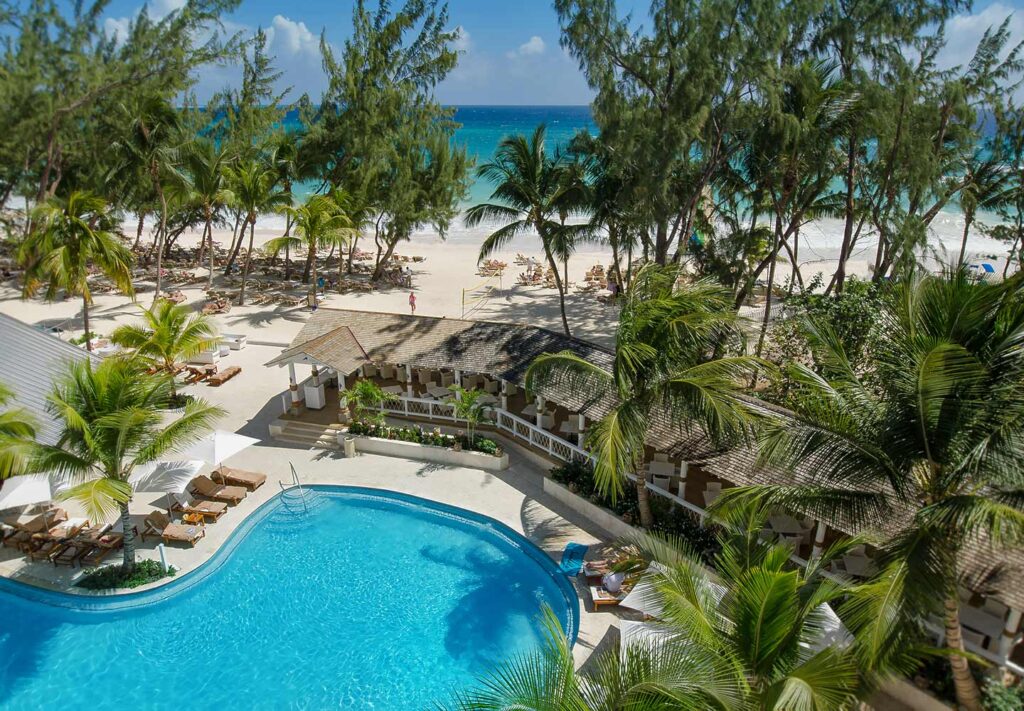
[347,421,502,457]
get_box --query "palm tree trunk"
[755,220,782,360]
[238,217,255,306]
[957,212,974,268]
[133,211,146,251]
[82,297,91,351]
[302,249,314,284]
[309,244,318,308]
[943,596,983,711]
[207,218,216,290]
[153,186,167,304]
[635,476,654,528]
[120,502,136,571]
[1004,235,1019,279]
[543,248,570,337]
[223,212,244,276]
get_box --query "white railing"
[368,394,1021,673]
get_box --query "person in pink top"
[408,291,417,314]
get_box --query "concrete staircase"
[271,420,345,450]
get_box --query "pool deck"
[0,343,634,668]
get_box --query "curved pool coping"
[0,485,580,644]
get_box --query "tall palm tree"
[177,139,234,288]
[0,382,36,479]
[115,96,183,303]
[525,266,763,528]
[110,300,221,399]
[224,159,290,306]
[18,191,134,350]
[447,501,882,710]
[718,268,1024,711]
[30,358,223,570]
[956,151,1011,267]
[264,192,357,307]
[266,131,309,281]
[465,125,586,337]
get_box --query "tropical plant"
[447,500,884,710]
[445,386,492,446]
[30,358,223,570]
[0,382,36,479]
[114,95,183,302]
[716,267,1024,710]
[465,125,587,336]
[177,138,234,287]
[224,159,289,306]
[341,379,397,425]
[264,192,358,305]
[110,300,221,399]
[525,266,763,528]
[18,191,134,350]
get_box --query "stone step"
[280,420,345,434]
[274,433,340,450]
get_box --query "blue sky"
[99,0,1024,105]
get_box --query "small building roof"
[0,313,99,446]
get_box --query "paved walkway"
[0,344,632,666]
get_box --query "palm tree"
[224,159,290,306]
[445,386,491,446]
[0,382,36,479]
[115,96,183,303]
[264,193,357,307]
[447,501,882,710]
[525,266,763,528]
[341,379,397,424]
[718,268,1024,711]
[30,358,223,570]
[178,139,234,288]
[465,125,587,337]
[110,300,221,400]
[18,191,134,350]
[956,151,1011,267]
[266,131,308,281]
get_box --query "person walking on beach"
[408,292,416,314]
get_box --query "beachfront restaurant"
[267,307,1024,677]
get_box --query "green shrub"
[69,331,101,346]
[76,559,176,590]
[347,422,502,456]
[983,679,1024,711]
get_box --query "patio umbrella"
[129,460,205,511]
[179,430,259,469]
[619,563,726,619]
[619,620,674,659]
[0,474,53,510]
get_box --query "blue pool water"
[0,487,577,709]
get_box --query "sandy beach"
[0,208,1014,349]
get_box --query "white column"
[1000,608,1022,659]
[535,396,544,428]
[811,521,827,559]
[405,364,413,397]
[500,379,508,411]
[455,370,463,398]
[577,413,586,430]
[288,362,300,413]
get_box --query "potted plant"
[446,386,493,449]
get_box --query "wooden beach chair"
[171,496,227,522]
[212,465,266,491]
[78,531,125,567]
[141,512,205,548]
[190,475,247,505]
[208,366,241,386]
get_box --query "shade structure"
[619,620,674,657]
[129,460,205,495]
[619,563,726,619]
[0,474,53,510]
[806,603,853,652]
[180,430,259,466]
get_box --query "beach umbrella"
[619,620,674,659]
[0,474,53,510]
[179,430,259,468]
[619,563,726,619]
[129,460,205,511]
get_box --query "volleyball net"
[461,275,503,318]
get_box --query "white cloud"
[936,3,1024,72]
[452,25,471,52]
[149,0,186,19]
[517,35,545,56]
[266,15,318,57]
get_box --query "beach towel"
[559,542,589,576]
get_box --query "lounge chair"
[191,475,247,504]
[141,512,205,547]
[212,465,266,491]
[171,496,227,522]
[208,366,241,386]
[51,523,113,567]
[79,532,125,566]
[590,585,626,609]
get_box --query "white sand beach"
[0,208,1013,349]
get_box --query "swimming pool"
[0,486,578,709]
